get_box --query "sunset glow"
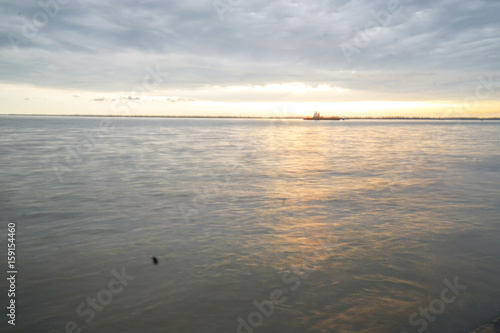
[1,1,499,117]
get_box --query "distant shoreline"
[1,114,500,120]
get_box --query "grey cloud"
[166,97,195,102]
[0,0,499,100]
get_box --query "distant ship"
[303,111,341,120]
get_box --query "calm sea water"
[0,116,499,333]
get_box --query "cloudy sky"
[1,0,499,117]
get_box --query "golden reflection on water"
[6,118,500,333]
[230,121,499,332]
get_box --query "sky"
[1,0,500,117]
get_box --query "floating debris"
[469,316,500,333]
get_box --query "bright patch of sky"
[1,0,499,116]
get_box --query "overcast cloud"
[1,0,499,105]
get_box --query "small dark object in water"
[469,315,500,332]
[152,257,158,265]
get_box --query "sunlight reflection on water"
[0,117,499,333]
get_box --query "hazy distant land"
[3,114,500,120]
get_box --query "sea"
[0,115,499,333]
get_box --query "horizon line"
[2,114,500,120]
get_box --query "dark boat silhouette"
[303,111,340,120]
